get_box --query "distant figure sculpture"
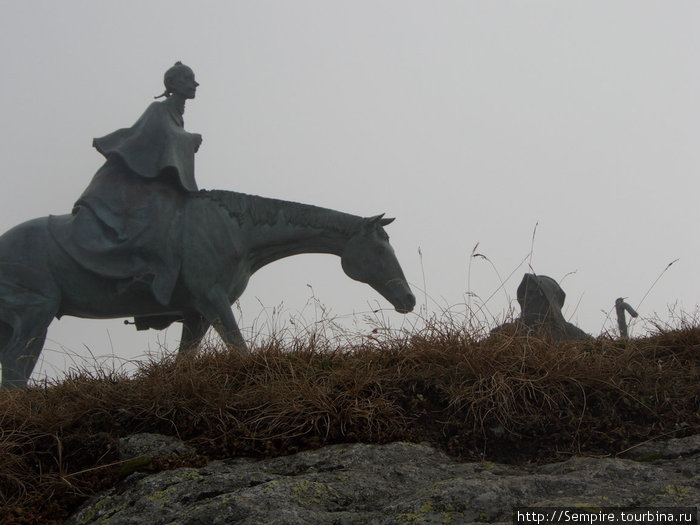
[0,63,416,388]
[491,273,590,341]
[51,62,202,306]
[614,297,638,338]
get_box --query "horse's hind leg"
[1,330,48,389]
[0,301,57,389]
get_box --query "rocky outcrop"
[119,432,194,460]
[493,273,590,341]
[68,435,699,525]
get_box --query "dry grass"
[0,315,698,524]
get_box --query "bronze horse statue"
[0,190,415,388]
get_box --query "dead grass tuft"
[0,315,698,524]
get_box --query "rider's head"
[156,62,199,99]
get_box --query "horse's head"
[341,214,416,314]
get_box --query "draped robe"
[49,100,200,306]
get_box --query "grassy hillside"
[1,318,698,524]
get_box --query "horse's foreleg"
[177,312,210,358]
[213,314,248,354]
[201,287,250,356]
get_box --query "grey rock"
[622,434,700,460]
[68,439,699,525]
[119,432,194,460]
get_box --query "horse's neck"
[239,195,361,272]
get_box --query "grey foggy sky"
[1,1,698,381]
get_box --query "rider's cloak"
[49,100,201,307]
[49,160,187,307]
[93,101,198,192]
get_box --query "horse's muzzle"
[394,290,416,314]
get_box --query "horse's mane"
[191,189,363,235]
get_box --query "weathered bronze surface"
[0,63,415,388]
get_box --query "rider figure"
[50,62,203,307]
[93,61,202,192]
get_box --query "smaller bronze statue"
[614,297,638,338]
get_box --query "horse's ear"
[366,213,395,227]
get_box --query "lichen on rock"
[67,437,700,525]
